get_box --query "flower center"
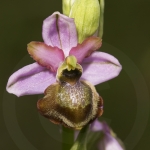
[56,55,83,85]
[62,68,81,78]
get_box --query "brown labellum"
[37,80,103,130]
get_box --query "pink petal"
[27,41,65,72]
[90,119,103,132]
[6,63,56,97]
[90,121,124,150]
[42,12,77,56]
[81,52,122,85]
[98,134,124,150]
[69,37,102,63]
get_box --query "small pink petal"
[81,52,122,85]
[98,134,124,150]
[6,63,56,97]
[27,41,65,72]
[90,119,103,132]
[69,37,102,63]
[42,12,77,56]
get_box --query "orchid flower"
[90,120,124,150]
[6,12,121,130]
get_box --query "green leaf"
[87,131,103,150]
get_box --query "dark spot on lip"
[62,69,81,78]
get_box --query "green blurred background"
[0,0,150,149]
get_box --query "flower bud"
[62,0,75,16]
[69,0,100,43]
[98,0,105,38]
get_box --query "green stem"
[70,125,89,150]
[62,126,74,150]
